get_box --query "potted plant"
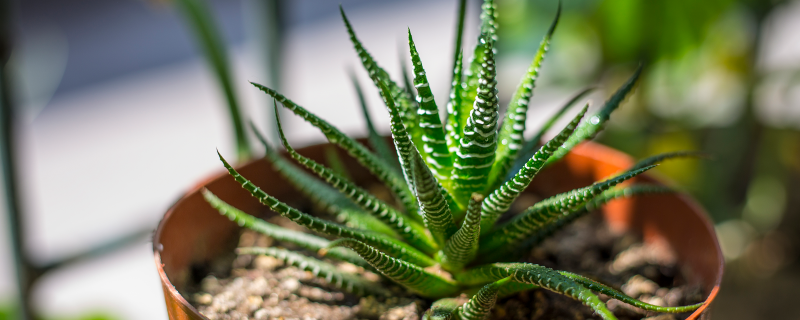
[154,0,723,319]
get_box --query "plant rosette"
[154,1,723,319]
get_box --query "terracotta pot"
[153,141,723,320]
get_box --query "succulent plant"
[203,0,706,319]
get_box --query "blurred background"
[0,0,797,319]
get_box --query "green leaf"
[236,246,389,296]
[410,147,458,248]
[339,7,422,149]
[457,277,511,320]
[217,151,436,267]
[559,271,704,313]
[444,0,468,157]
[451,0,499,202]
[510,87,594,180]
[324,238,460,298]
[174,0,250,161]
[424,298,461,320]
[479,165,656,252]
[479,104,588,234]
[408,29,453,182]
[250,83,418,216]
[349,70,399,170]
[491,3,561,188]
[546,66,643,166]
[445,50,465,157]
[455,0,497,140]
[202,189,371,269]
[450,0,468,85]
[478,185,674,264]
[273,108,438,255]
[251,123,398,237]
[439,193,484,272]
[455,263,617,320]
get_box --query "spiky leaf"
[510,87,594,180]
[202,189,370,268]
[456,263,617,320]
[559,271,704,313]
[546,66,643,166]
[479,165,655,252]
[408,29,453,181]
[325,238,460,298]
[339,7,422,148]
[445,50,465,155]
[410,147,458,248]
[457,277,511,320]
[490,3,561,188]
[273,110,438,255]
[480,104,588,233]
[451,0,500,201]
[236,246,388,296]
[218,151,436,267]
[439,193,484,272]
[479,185,674,263]
[251,83,418,215]
[424,298,461,320]
[251,123,398,236]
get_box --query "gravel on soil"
[189,211,705,320]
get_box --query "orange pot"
[153,141,723,320]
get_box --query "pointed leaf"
[324,238,460,298]
[251,123,398,237]
[451,0,499,201]
[546,66,643,166]
[559,271,704,313]
[443,0,467,158]
[455,0,497,138]
[445,50,465,156]
[455,263,618,320]
[410,147,457,248]
[510,87,594,180]
[424,298,461,320]
[440,193,484,272]
[202,189,370,268]
[273,109,438,255]
[237,246,389,296]
[479,165,656,252]
[478,185,674,264]
[217,151,436,267]
[250,83,418,215]
[339,7,422,148]
[350,70,399,170]
[479,105,588,233]
[457,277,511,320]
[408,29,453,181]
[491,3,561,187]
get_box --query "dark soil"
[187,209,705,320]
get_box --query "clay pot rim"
[152,141,723,319]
